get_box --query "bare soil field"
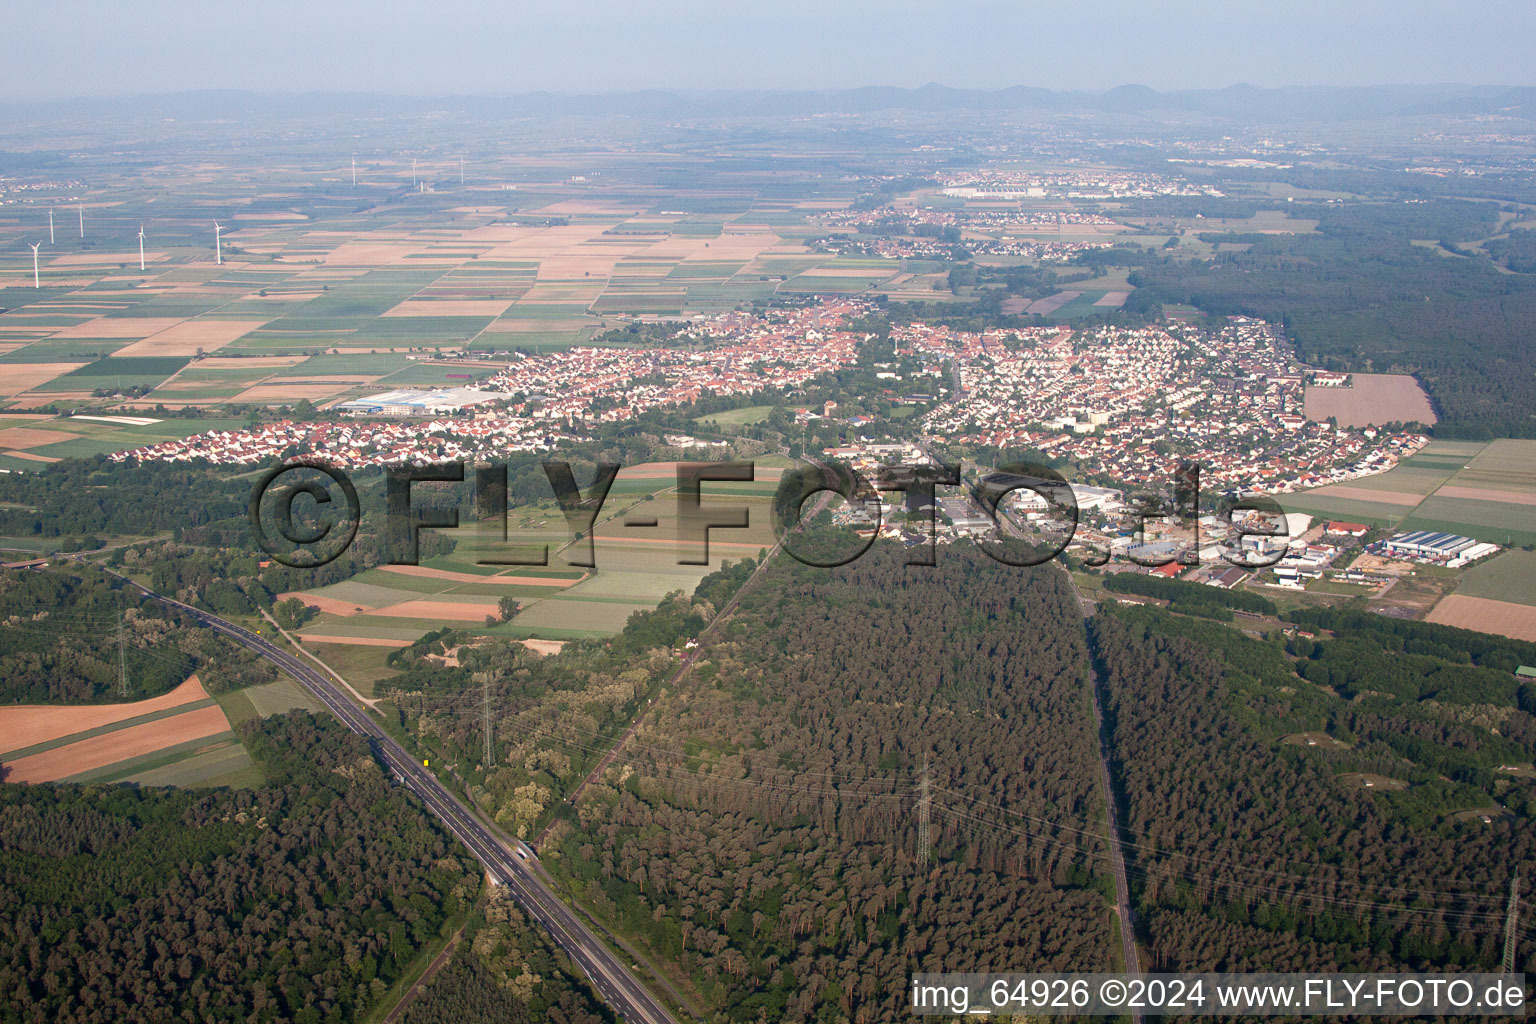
[0,675,208,752]
[1,450,59,463]
[192,355,306,369]
[230,382,359,403]
[50,316,184,339]
[1434,485,1535,506]
[1426,595,1536,642]
[0,426,79,450]
[1093,291,1130,307]
[298,634,411,647]
[382,298,514,317]
[278,592,373,616]
[0,363,90,396]
[1304,373,1436,427]
[114,318,268,357]
[2,703,231,783]
[1299,485,1423,507]
[371,599,501,622]
[521,639,567,656]
[377,564,579,587]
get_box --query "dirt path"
[1072,572,1144,1020]
[381,917,469,1024]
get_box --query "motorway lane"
[99,568,680,1024]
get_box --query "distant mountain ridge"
[3,83,1531,122]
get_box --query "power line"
[918,753,931,866]
[117,593,128,698]
[1504,870,1521,975]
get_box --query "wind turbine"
[460,156,465,185]
[77,203,84,238]
[48,209,55,244]
[351,155,357,187]
[412,157,417,186]
[137,224,145,271]
[29,242,41,288]
[213,221,223,265]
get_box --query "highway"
[97,565,681,1024]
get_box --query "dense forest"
[1089,603,1535,974]
[0,566,276,703]
[1125,200,1536,438]
[541,546,1116,1022]
[400,886,615,1024]
[0,714,483,1023]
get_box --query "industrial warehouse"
[336,387,502,417]
[1381,529,1501,567]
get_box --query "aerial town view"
[1,2,1534,1022]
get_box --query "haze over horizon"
[7,0,1534,101]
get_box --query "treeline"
[550,546,1115,1021]
[0,714,480,1023]
[1285,604,1536,674]
[1101,571,1276,617]
[1486,228,1536,274]
[1089,604,1535,974]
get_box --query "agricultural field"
[0,169,909,414]
[1449,548,1536,606]
[1283,439,1535,546]
[1303,373,1437,427]
[1426,595,1536,643]
[0,411,248,466]
[288,462,778,646]
[0,675,257,787]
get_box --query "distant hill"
[2,83,1525,123]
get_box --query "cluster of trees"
[1486,228,1536,274]
[0,566,273,703]
[1100,571,1276,618]
[402,886,614,1024]
[548,547,1115,1021]
[381,558,760,842]
[0,714,482,1023]
[1088,604,1535,973]
[0,459,251,540]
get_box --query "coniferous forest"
[0,714,609,1024]
[543,546,1118,1022]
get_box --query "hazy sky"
[8,0,1533,100]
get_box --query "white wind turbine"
[412,157,417,186]
[351,155,357,186]
[460,156,464,185]
[77,203,84,238]
[137,224,146,271]
[213,221,224,265]
[30,242,41,288]
[48,209,55,244]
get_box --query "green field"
[694,404,776,427]
[1452,549,1536,606]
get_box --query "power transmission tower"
[1503,870,1521,975]
[116,593,128,698]
[918,755,931,866]
[482,672,494,768]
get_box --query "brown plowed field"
[1426,595,1536,643]
[2,703,231,783]
[0,675,207,752]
